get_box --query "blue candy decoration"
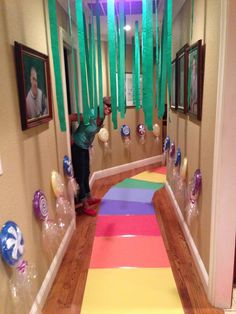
[0,221,24,266]
[63,155,74,177]
[163,136,170,152]
[175,148,181,167]
[120,125,131,137]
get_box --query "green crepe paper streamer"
[167,0,173,105]
[117,19,120,112]
[48,0,66,131]
[132,37,136,105]
[119,0,125,118]
[96,0,104,118]
[68,0,80,120]
[142,0,153,130]
[155,0,159,108]
[91,16,98,118]
[191,0,194,40]
[89,23,94,110]
[107,0,118,129]
[75,0,90,124]
[188,54,192,109]
[135,21,141,111]
[158,2,167,119]
[83,13,90,106]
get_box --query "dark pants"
[71,143,90,201]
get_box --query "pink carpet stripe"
[95,215,161,237]
[90,236,170,268]
[150,166,167,175]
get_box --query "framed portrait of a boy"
[176,44,188,113]
[187,40,203,120]
[14,42,52,130]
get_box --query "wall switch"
[0,156,3,176]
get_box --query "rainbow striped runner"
[81,166,184,314]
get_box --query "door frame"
[208,0,236,308]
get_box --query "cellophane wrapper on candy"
[185,180,200,226]
[9,261,37,313]
[56,197,74,232]
[42,219,61,256]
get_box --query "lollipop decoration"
[175,157,188,209]
[51,171,74,232]
[152,123,160,143]
[162,136,170,165]
[63,155,79,205]
[120,124,131,148]
[185,169,202,226]
[137,124,146,144]
[33,190,61,254]
[0,221,37,311]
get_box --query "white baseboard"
[90,154,163,187]
[29,219,76,314]
[165,182,209,293]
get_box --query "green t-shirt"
[73,118,102,149]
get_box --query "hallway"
[43,165,223,314]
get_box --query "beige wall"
[0,1,68,313]
[168,0,221,272]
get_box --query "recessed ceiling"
[57,0,186,42]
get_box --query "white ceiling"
[57,0,186,43]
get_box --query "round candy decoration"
[137,124,146,136]
[169,142,176,159]
[98,128,109,146]
[51,171,65,198]
[180,157,188,180]
[63,155,74,178]
[120,124,131,138]
[163,136,170,152]
[0,221,24,266]
[33,190,48,221]
[152,124,160,138]
[175,148,182,167]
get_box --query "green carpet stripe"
[116,178,164,190]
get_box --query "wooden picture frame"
[171,59,177,110]
[14,42,52,130]
[187,40,203,120]
[176,44,189,113]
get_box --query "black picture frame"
[171,59,177,110]
[187,40,203,121]
[176,44,189,114]
[14,42,53,130]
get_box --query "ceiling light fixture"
[124,24,131,31]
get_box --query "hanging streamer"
[75,0,90,124]
[88,23,94,110]
[83,13,90,109]
[155,0,159,108]
[92,15,98,117]
[191,0,195,40]
[117,18,120,112]
[167,0,173,105]
[142,0,154,130]
[96,0,104,118]
[107,0,118,128]
[48,0,66,131]
[132,37,136,106]
[67,0,80,120]
[158,2,167,119]
[135,21,141,111]
[118,0,125,118]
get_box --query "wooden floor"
[43,164,223,314]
